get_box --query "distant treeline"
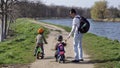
[15,0,120,19]
[16,0,91,18]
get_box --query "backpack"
[76,16,90,33]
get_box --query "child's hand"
[64,39,67,43]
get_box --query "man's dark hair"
[69,9,76,14]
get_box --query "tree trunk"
[1,14,5,42]
[0,20,3,42]
[0,0,4,42]
[6,17,12,36]
[4,14,8,39]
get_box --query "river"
[39,19,120,41]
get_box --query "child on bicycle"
[34,28,47,56]
[54,35,67,62]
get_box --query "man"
[67,9,83,63]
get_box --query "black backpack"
[76,16,90,33]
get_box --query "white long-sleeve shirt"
[68,15,80,37]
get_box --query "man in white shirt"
[67,9,83,63]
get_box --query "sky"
[29,0,120,8]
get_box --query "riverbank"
[34,17,70,20]
[93,18,120,22]
[83,33,120,68]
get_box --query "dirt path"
[30,21,94,68]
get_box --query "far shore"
[34,17,70,20]
[33,17,120,22]
[92,18,120,22]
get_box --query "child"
[34,28,47,56]
[54,35,66,62]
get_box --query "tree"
[0,0,5,42]
[16,0,90,18]
[0,0,18,42]
[118,5,120,18]
[91,0,108,20]
[108,7,119,18]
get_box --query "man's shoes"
[71,60,79,63]
[71,59,84,63]
[79,59,84,61]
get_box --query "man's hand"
[65,36,70,42]
[67,36,70,39]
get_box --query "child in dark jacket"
[54,35,66,62]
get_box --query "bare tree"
[0,0,5,41]
[0,0,17,42]
[16,1,91,18]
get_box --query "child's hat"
[38,28,44,34]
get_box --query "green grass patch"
[83,33,120,68]
[0,18,49,64]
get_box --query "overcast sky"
[28,0,120,8]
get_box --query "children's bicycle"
[55,43,65,63]
[58,51,65,63]
[36,47,44,59]
[55,40,67,63]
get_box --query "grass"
[1,19,120,68]
[83,33,120,68]
[0,18,49,65]
[41,21,120,68]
